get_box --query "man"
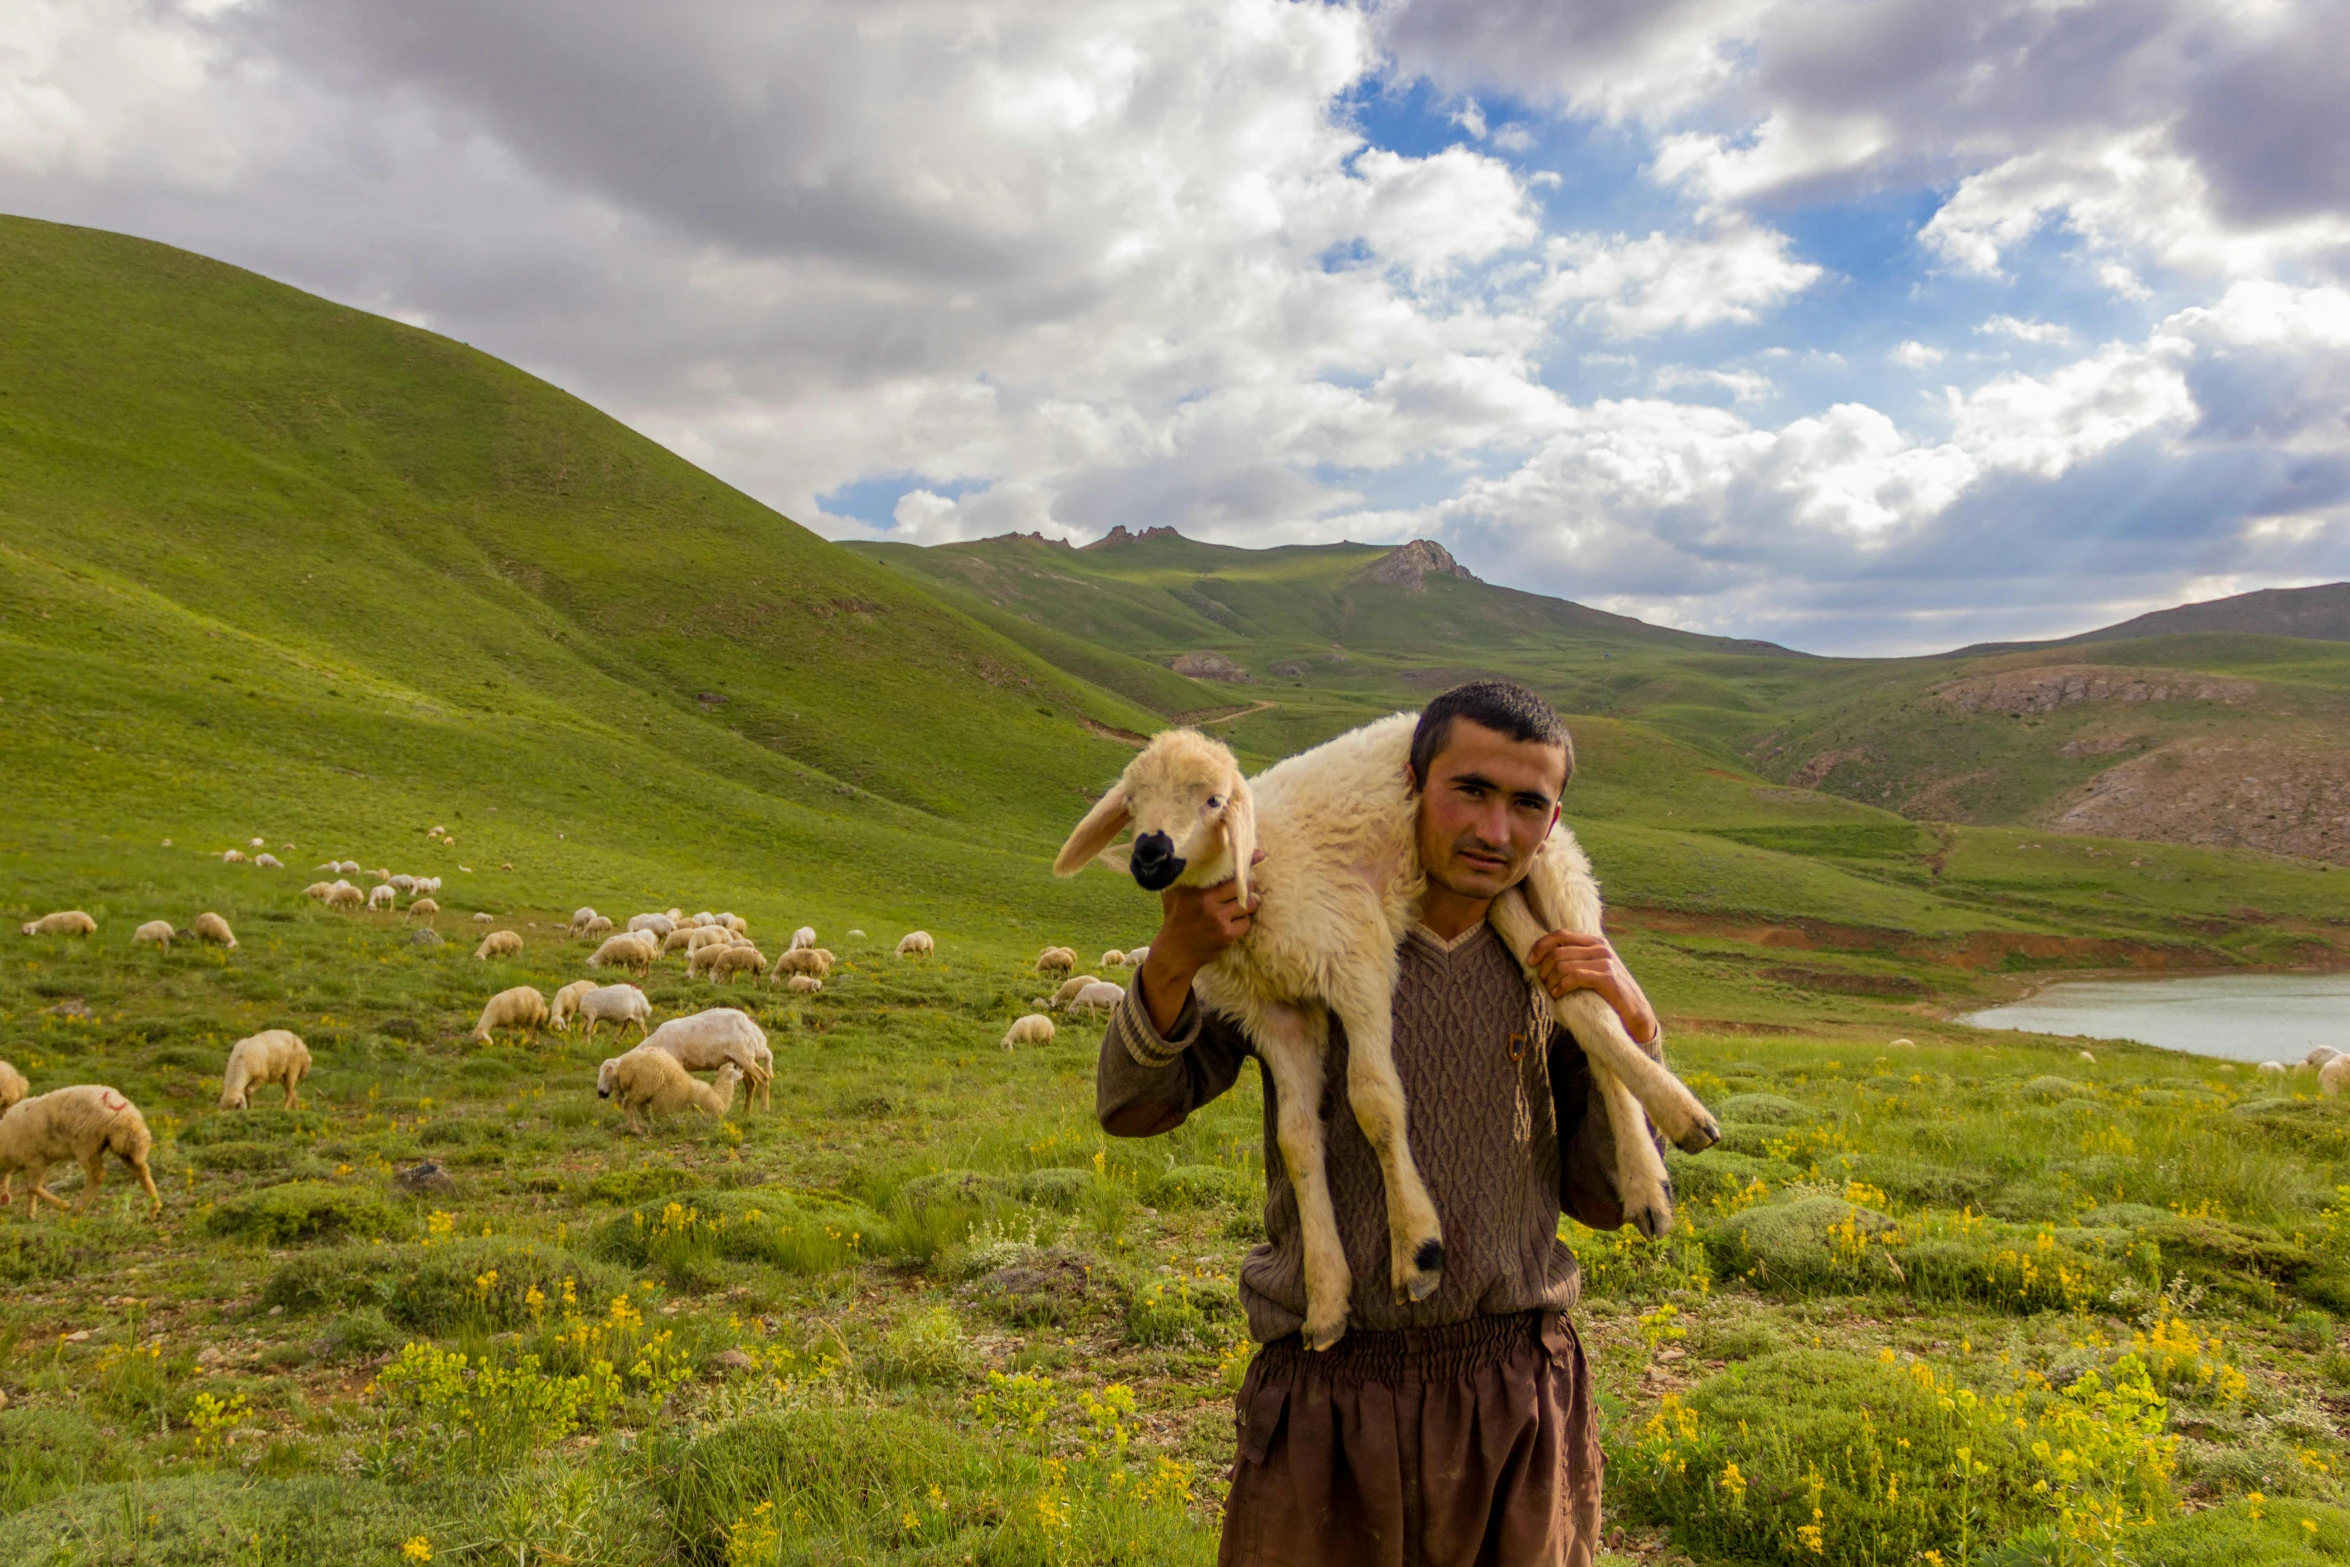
[1097,680,1664,1567]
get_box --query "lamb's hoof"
[1671,1112,1721,1154]
[1627,1199,1674,1239]
[1303,1317,1347,1353]
[1392,1238,1445,1304]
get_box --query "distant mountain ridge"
[1956,582,2350,655]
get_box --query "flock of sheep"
[2,858,1152,1219]
[2262,1045,2350,1094]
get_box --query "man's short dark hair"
[1408,681,1573,791]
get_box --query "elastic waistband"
[1254,1310,1554,1385]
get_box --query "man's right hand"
[1137,850,1264,1037]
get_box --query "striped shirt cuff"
[1110,981,1200,1070]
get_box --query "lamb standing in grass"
[368,884,396,911]
[790,926,817,950]
[578,983,652,1040]
[474,930,523,961]
[407,898,439,920]
[1101,949,1126,969]
[896,931,933,957]
[325,883,364,910]
[601,1049,743,1135]
[578,914,613,940]
[785,975,822,994]
[589,932,657,978]
[1001,1014,1055,1051]
[0,1061,27,1114]
[254,854,282,870]
[639,1008,773,1112]
[0,1085,161,1217]
[472,986,549,1044]
[1048,974,1103,1009]
[570,907,600,937]
[1125,945,1149,968]
[1066,701,1714,1352]
[1069,981,1125,1014]
[219,1030,311,1110]
[21,911,96,937]
[1037,946,1077,975]
[192,912,237,950]
[550,980,598,1033]
[134,921,176,954]
[706,945,766,985]
[770,947,833,983]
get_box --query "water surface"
[1961,971,2350,1064]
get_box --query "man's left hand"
[1528,930,1659,1045]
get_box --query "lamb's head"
[1054,728,1256,901]
[596,1057,621,1098]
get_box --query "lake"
[1961,971,2350,1064]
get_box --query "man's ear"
[1222,780,1258,903]
[1054,784,1131,877]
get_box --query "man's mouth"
[1458,848,1510,874]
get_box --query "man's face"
[1414,718,1568,902]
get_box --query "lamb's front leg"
[1253,1003,1353,1352]
[1591,1061,1675,1238]
[1328,969,1445,1308]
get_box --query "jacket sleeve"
[1096,975,1254,1138]
[1551,1022,1672,1232]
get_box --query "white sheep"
[472,986,549,1043]
[1036,946,1077,975]
[690,912,717,928]
[248,837,265,849]
[21,911,96,937]
[791,926,817,951]
[336,860,361,875]
[325,883,365,910]
[221,849,248,864]
[704,945,767,985]
[639,1008,774,1112]
[368,884,397,911]
[579,983,652,1041]
[718,913,747,935]
[192,912,237,950]
[896,930,933,958]
[0,1085,160,1218]
[848,929,866,938]
[1125,944,1149,968]
[302,881,334,901]
[134,921,176,954]
[588,932,658,978]
[1068,981,1125,1014]
[2258,1060,2289,1076]
[600,1050,742,1136]
[2325,1058,2350,1099]
[219,1030,311,1109]
[474,930,523,961]
[579,914,613,940]
[1047,974,1103,1008]
[2307,1046,2341,1069]
[1100,949,1126,969]
[415,876,442,898]
[1001,1014,1055,1051]
[407,898,440,920]
[662,927,706,957]
[785,975,823,994]
[628,913,676,939]
[391,874,417,893]
[770,947,833,982]
[253,854,283,870]
[570,907,601,937]
[0,1060,28,1114]
[550,979,598,1033]
[1057,713,1716,1351]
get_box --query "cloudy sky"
[7,0,2347,653]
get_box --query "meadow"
[6,836,2350,1567]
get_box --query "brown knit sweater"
[1097,921,1660,1344]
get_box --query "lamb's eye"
[1206,796,1224,810]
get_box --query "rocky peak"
[1084,525,1185,550]
[1364,539,1478,591]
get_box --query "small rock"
[409,929,443,947]
[710,1349,757,1376]
[198,1347,224,1366]
[0,1386,10,1409]
[267,1305,282,1317]
[62,1329,91,1343]
[394,1160,459,1196]
[46,998,92,1020]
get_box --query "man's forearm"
[1137,953,1198,1038]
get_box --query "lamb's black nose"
[1130,831,1184,891]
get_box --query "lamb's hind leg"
[1591,1061,1674,1237]
[1328,971,1445,1309]
[1252,1002,1353,1352]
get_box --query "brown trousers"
[1219,1311,1601,1567]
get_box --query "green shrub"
[582,1165,696,1205]
[897,1170,1012,1211]
[369,1340,621,1475]
[1123,1273,1240,1346]
[1716,1093,1819,1125]
[1017,1167,1093,1210]
[1665,1149,1791,1209]
[178,1110,333,1146]
[2118,1496,2350,1567]
[1567,1224,1713,1302]
[0,1473,449,1564]
[265,1237,624,1331]
[189,1140,293,1172]
[1704,1194,1906,1295]
[595,1190,889,1280]
[0,1407,128,1512]
[865,1307,978,1388]
[203,1180,399,1244]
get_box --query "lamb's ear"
[1054,783,1131,877]
[1222,780,1258,904]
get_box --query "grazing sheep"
[0,1085,160,1218]
[1056,713,1716,1351]
[718,914,747,935]
[2308,1046,2342,1069]
[790,926,817,951]
[627,913,676,939]
[407,898,440,920]
[192,912,237,950]
[2077,1050,2096,1064]
[474,930,523,961]
[472,986,549,1044]
[221,849,248,865]
[1047,975,1103,1009]
[640,1008,774,1112]
[1069,981,1125,1014]
[569,907,601,937]
[1125,944,1149,968]
[2325,1057,2350,1099]
[20,911,96,938]
[1000,1014,1055,1051]
[2259,1060,2289,1076]
[390,874,417,893]
[368,884,396,911]
[602,1050,743,1136]
[368,868,391,881]
[785,975,823,994]
[661,927,705,957]
[248,837,266,849]
[770,947,833,982]
[896,931,933,958]
[689,912,717,928]
[589,931,658,978]
[579,915,613,940]
[706,945,767,985]
[579,983,652,1040]
[253,854,283,870]
[134,921,176,954]
[550,979,598,1032]
[1889,1037,1916,1049]
[302,881,334,900]
[337,860,361,875]
[1036,946,1077,975]
[325,883,365,910]
[219,1030,311,1110]
[686,926,741,954]
[0,1060,27,1114]
[415,877,442,897]
[1100,949,1126,969]
[848,929,866,938]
